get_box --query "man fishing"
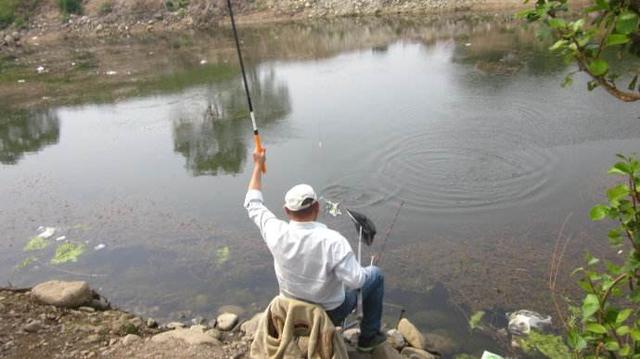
[244,149,386,352]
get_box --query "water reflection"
[0,109,60,165]
[172,68,290,176]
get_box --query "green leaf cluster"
[567,154,640,358]
[518,0,640,100]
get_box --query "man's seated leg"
[326,290,358,326]
[359,266,385,349]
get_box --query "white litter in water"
[200,59,207,65]
[507,310,552,336]
[37,227,56,239]
[55,236,66,241]
[94,244,106,251]
[106,71,118,76]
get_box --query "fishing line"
[226,0,266,173]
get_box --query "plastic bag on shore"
[481,351,504,359]
[507,310,552,336]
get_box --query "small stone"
[79,306,95,313]
[108,338,118,346]
[122,334,141,346]
[216,313,238,331]
[191,316,206,326]
[387,328,406,350]
[11,32,20,40]
[85,334,101,344]
[205,329,221,340]
[239,313,263,339]
[342,328,359,346]
[152,326,221,346]
[23,320,42,333]
[397,318,426,350]
[128,317,144,328]
[167,322,186,329]
[146,318,158,328]
[96,24,103,32]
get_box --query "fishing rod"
[375,201,404,266]
[226,0,266,173]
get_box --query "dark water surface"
[1,14,639,356]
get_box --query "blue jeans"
[327,266,384,340]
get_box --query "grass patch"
[98,1,113,15]
[0,0,40,29]
[58,0,81,15]
[165,0,189,12]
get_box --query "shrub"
[165,0,189,12]
[98,1,113,15]
[58,0,81,15]
[563,154,640,358]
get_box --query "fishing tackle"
[226,0,266,173]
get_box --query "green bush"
[98,1,113,15]
[165,0,189,12]
[0,0,40,29]
[0,0,21,29]
[58,0,81,15]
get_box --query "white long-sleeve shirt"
[244,189,368,310]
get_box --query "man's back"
[244,189,365,310]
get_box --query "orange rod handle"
[254,134,266,174]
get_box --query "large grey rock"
[152,325,221,346]
[239,313,264,339]
[216,313,238,331]
[423,333,456,355]
[400,347,439,359]
[31,280,92,308]
[387,329,406,350]
[397,318,426,350]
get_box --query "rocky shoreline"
[0,0,535,52]
[1,280,449,358]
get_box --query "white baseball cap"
[284,184,318,211]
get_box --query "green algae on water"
[51,242,85,264]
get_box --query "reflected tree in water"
[0,109,60,165]
[173,67,290,176]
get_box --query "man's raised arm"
[244,150,285,243]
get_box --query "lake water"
[1,14,639,356]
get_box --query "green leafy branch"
[519,0,640,101]
[562,154,640,358]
